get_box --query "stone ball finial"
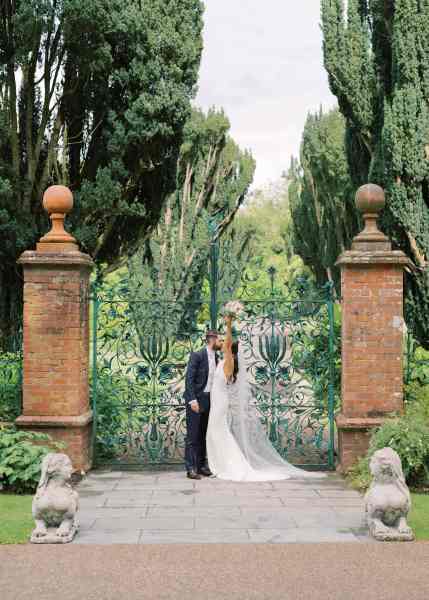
[355,184,385,215]
[351,184,389,250]
[43,185,74,216]
[37,185,78,251]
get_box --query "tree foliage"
[0,0,203,349]
[127,108,256,336]
[234,178,308,297]
[288,108,360,293]
[321,0,429,346]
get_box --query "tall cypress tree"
[289,108,360,293]
[321,0,429,346]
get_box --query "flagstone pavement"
[73,469,370,544]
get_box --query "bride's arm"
[223,315,234,382]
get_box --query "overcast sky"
[195,1,337,188]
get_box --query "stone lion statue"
[364,447,414,542]
[31,453,79,544]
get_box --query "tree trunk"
[0,265,23,352]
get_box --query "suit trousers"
[185,392,210,472]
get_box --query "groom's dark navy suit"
[184,348,218,472]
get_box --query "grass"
[409,493,429,541]
[0,491,428,544]
[0,494,33,544]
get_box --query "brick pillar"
[336,184,411,472]
[16,186,94,472]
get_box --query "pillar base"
[336,414,385,473]
[16,411,93,472]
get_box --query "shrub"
[404,337,429,399]
[368,414,429,486]
[406,383,429,420]
[0,353,22,421]
[347,385,429,491]
[0,426,63,494]
[92,366,174,462]
[92,368,132,460]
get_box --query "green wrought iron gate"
[90,227,338,470]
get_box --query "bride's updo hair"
[231,341,239,383]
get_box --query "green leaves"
[0,0,204,350]
[348,384,429,490]
[321,0,376,140]
[369,415,429,482]
[289,108,360,293]
[0,352,22,421]
[0,427,63,494]
[321,0,429,347]
[127,107,255,339]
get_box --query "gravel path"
[2,543,429,600]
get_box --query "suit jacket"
[184,348,217,413]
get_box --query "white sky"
[195,1,337,187]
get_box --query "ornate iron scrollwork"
[91,233,338,469]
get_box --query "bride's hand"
[224,314,233,325]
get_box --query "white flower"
[223,300,245,318]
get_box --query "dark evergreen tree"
[0,0,203,349]
[321,0,429,346]
[289,108,360,293]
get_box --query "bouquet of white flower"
[223,300,244,319]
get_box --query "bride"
[206,314,323,481]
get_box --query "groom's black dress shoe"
[187,470,202,480]
[198,467,213,477]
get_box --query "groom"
[184,331,222,480]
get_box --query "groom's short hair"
[206,330,219,342]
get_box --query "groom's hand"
[189,400,200,413]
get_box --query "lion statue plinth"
[364,447,414,542]
[30,453,79,544]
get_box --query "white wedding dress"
[206,352,323,481]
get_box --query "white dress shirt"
[204,347,217,393]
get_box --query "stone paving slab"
[146,506,242,518]
[74,469,368,544]
[76,529,141,544]
[79,507,148,518]
[93,517,196,531]
[195,514,297,530]
[139,529,252,544]
[317,489,362,497]
[195,494,285,506]
[247,528,360,543]
[115,480,193,490]
[236,489,321,498]
[79,497,108,505]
